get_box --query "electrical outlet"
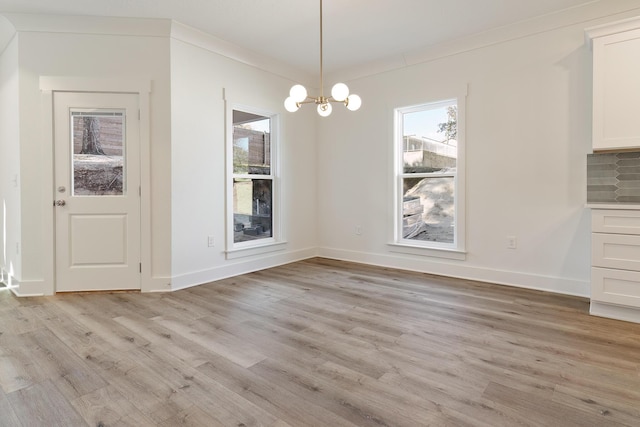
[207,236,215,247]
[355,225,363,235]
[507,236,517,249]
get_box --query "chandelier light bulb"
[317,102,332,117]
[331,83,349,102]
[289,84,308,103]
[346,94,362,111]
[284,97,300,112]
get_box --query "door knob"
[55,200,66,207]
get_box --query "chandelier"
[284,0,361,117]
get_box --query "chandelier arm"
[299,96,342,105]
[297,99,319,106]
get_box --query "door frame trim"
[40,77,153,294]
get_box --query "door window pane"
[71,111,125,196]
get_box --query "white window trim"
[225,102,282,259]
[389,88,467,260]
[225,241,287,260]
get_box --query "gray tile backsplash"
[587,151,640,203]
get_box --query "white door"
[54,92,141,292]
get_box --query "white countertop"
[586,203,640,210]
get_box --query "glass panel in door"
[71,111,126,196]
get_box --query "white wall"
[316,11,612,296]
[0,33,21,287]
[7,6,640,298]
[11,17,172,294]
[1,14,318,295]
[169,31,318,289]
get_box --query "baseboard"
[590,301,640,324]
[1,272,49,297]
[2,247,588,298]
[170,247,318,291]
[0,269,18,294]
[2,249,318,296]
[317,247,589,298]
[142,276,173,293]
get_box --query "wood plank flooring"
[1,257,640,426]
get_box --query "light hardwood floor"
[1,258,640,426]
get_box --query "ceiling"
[0,0,599,78]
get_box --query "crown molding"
[0,14,16,55]
[7,1,640,88]
[0,13,315,87]
[326,0,640,84]
[585,15,640,47]
[0,13,171,37]
[169,21,314,87]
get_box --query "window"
[227,107,282,257]
[393,94,466,258]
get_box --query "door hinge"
[139,263,142,273]
[139,186,141,197]
[138,109,141,120]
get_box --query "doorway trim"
[40,77,153,294]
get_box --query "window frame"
[225,103,284,259]
[390,90,467,260]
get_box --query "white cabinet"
[591,208,640,234]
[592,233,640,271]
[592,267,640,308]
[587,18,640,151]
[591,209,640,313]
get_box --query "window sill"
[225,241,287,260]
[387,242,466,261]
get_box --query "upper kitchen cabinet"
[587,17,640,152]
